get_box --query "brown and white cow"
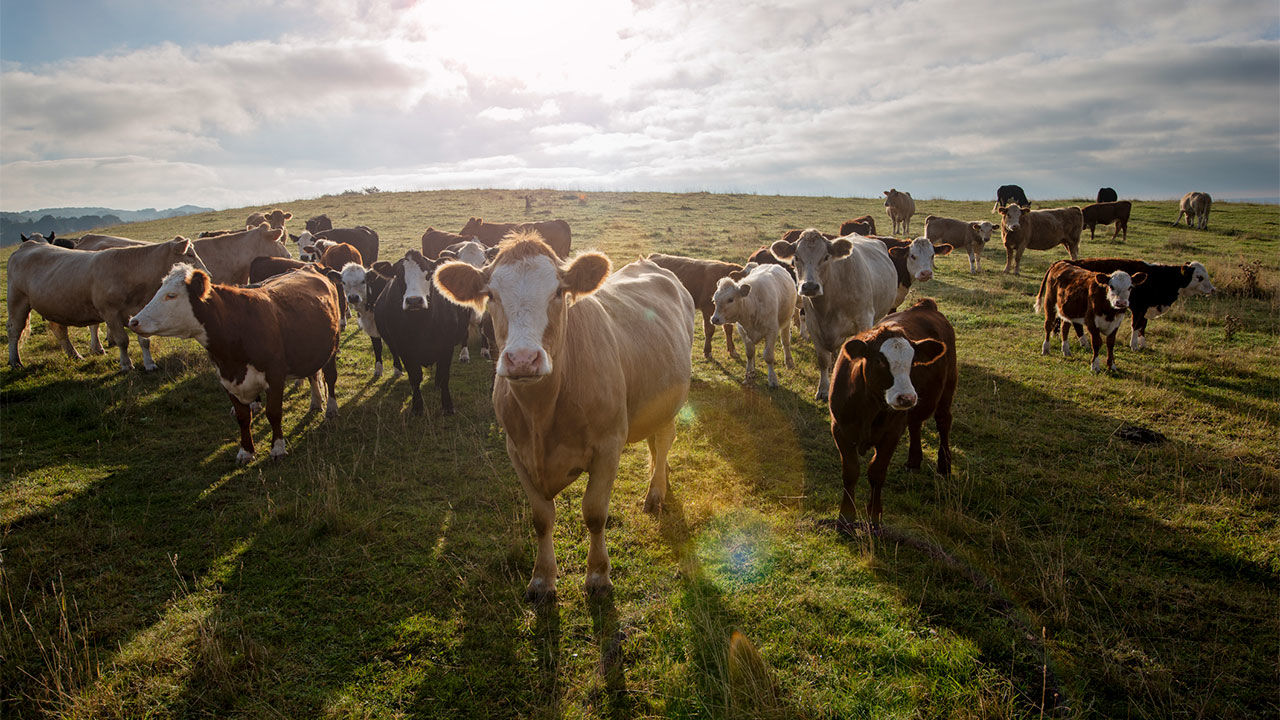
[710,263,796,386]
[829,298,957,528]
[129,263,341,463]
[1067,258,1214,349]
[434,232,695,601]
[876,236,953,309]
[924,215,993,274]
[439,239,498,362]
[647,253,744,360]
[883,189,916,235]
[770,229,899,400]
[340,262,401,378]
[459,217,572,259]
[421,227,480,259]
[8,238,208,370]
[246,209,292,233]
[840,215,877,236]
[1176,192,1212,230]
[1081,201,1132,242]
[312,226,379,266]
[1035,261,1147,373]
[997,205,1083,275]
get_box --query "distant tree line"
[0,214,125,247]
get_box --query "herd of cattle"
[7,187,1219,599]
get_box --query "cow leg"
[308,372,324,412]
[1103,331,1118,372]
[781,317,794,370]
[1060,320,1072,357]
[391,350,403,378]
[724,321,739,360]
[434,353,455,416]
[905,419,924,470]
[513,456,557,602]
[968,249,979,274]
[1089,327,1106,373]
[1042,311,1057,355]
[814,346,834,402]
[48,322,83,361]
[643,419,677,514]
[1013,245,1027,275]
[1076,323,1090,351]
[832,427,862,530]
[742,334,756,385]
[459,345,470,363]
[866,433,902,527]
[229,392,255,464]
[1067,241,1079,261]
[701,312,715,360]
[323,354,339,418]
[265,381,287,459]
[1130,312,1148,351]
[935,394,954,478]
[87,324,105,355]
[370,336,384,377]
[405,363,425,415]
[104,318,132,371]
[480,314,495,360]
[583,451,620,597]
[1002,245,1016,274]
[762,331,779,387]
[138,336,156,371]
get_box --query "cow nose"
[919,270,933,281]
[404,295,425,309]
[503,348,543,375]
[799,282,821,297]
[894,393,917,409]
[711,314,723,325]
[1115,299,1128,308]
[128,318,140,330]
[347,294,360,304]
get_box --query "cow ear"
[911,339,947,366]
[187,268,212,301]
[738,283,752,298]
[283,212,293,220]
[20,234,28,242]
[1094,273,1111,286]
[562,252,611,299]
[933,243,953,256]
[484,246,500,262]
[434,261,489,310]
[438,249,458,260]
[372,261,394,277]
[1131,271,1148,286]
[889,245,908,261]
[841,338,869,360]
[172,237,193,254]
[769,240,796,259]
[970,222,981,231]
[829,238,853,258]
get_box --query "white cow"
[710,263,796,387]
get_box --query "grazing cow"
[439,239,498,362]
[997,205,1083,275]
[875,236,953,309]
[710,263,795,386]
[1097,187,1118,203]
[647,253,744,360]
[305,214,333,234]
[883,189,916,235]
[433,233,695,600]
[1068,258,1215,349]
[995,184,1030,209]
[1081,201,1132,242]
[313,226,379,265]
[770,229,898,401]
[246,209,292,233]
[8,238,208,370]
[374,251,470,415]
[1035,261,1147,373]
[459,217,572,259]
[129,264,341,462]
[340,262,402,378]
[829,298,956,527]
[421,227,480,259]
[924,215,993,274]
[839,215,877,237]
[1176,192,1212,230]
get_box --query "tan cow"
[434,232,695,601]
[997,205,1083,275]
[883,189,917,235]
[195,224,293,284]
[7,238,208,370]
[646,253,743,360]
[924,216,994,273]
[246,208,292,233]
[1175,192,1212,230]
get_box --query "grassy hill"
[2,189,1277,718]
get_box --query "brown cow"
[248,256,309,284]
[883,189,917,235]
[434,233,695,601]
[829,298,956,528]
[923,216,994,274]
[780,228,837,244]
[647,253,743,360]
[459,217,572,259]
[997,205,1083,275]
[318,242,362,271]
[313,226,379,266]
[305,214,333,234]
[421,227,480,259]
[1035,261,1147,373]
[839,215,877,236]
[246,209,292,233]
[129,264,341,463]
[1081,201,1132,242]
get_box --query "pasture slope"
[2,190,1276,719]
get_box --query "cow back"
[194,225,291,285]
[315,227,378,266]
[646,253,741,312]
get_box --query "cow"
[883,189,916,236]
[829,298,956,529]
[997,205,1083,275]
[710,263,796,387]
[79,226,291,285]
[439,239,498,362]
[129,263,341,463]
[839,215,877,236]
[318,242,362,271]
[1035,261,1147,373]
[1067,258,1215,350]
[1176,192,1212,230]
[308,226,379,266]
[1097,187,1118,203]
[433,232,695,601]
[8,238,208,370]
[924,215,993,274]
[19,232,72,248]
[197,229,240,238]
[1081,201,1132,242]
[459,217,572,259]
[780,229,837,245]
[340,262,402,378]
[875,236,953,309]
[422,228,482,258]
[748,245,806,338]
[248,256,309,284]
[75,234,146,251]
[994,184,1029,209]
[305,214,333,234]
[246,209,292,233]
[646,253,744,360]
[770,229,899,401]
[373,250,470,415]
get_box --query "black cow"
[374,251,470,415]
[995,184,1029,209]
[1096,187,1118,203]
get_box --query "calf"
[839,215,877,236]
[876,236,953,309]
[829,298,956,528]
[439,239,498,362]
[883,189,916,235]
[994,184,1029,209]
[924,215,993,274]
[459,217,572,259]
[1176,192,1212,230]
[129,263,340,463]
[340,262,402,377]
[246,208,292,233]
[1081,201,1132,242]
[1097,187,1118,203]
[998,204,1083,275]
[374,250,470,415]
[647,253,744,360]
[710,263,795,386]
[748,245,806,338]
[1068,258,1215,349]
[1035,261,1147,372]
[313,226,379,265]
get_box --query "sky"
[2,0,1278,211]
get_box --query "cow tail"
[1033,270,1050,314]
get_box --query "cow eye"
[165,292,177,300]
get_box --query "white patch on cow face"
[1181,262,1215,296]
[489,255,559,378]
[1001,205,1024,232]
[792,233,831,297]
[401,259,432,311]
[975,221,994,243]
[1103,271,1135,310]
[340,263,369,308]
[129,264,208,345]
[880,337,918,409]
[455,241,488,268]
[906,237,937,282]
[221,364,268,405]
[710,278,742,326]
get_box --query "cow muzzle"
[499,348,549,379]
[127,317,149,336]
[799,281,822,297]
[888,392,918,410]
[402,295,426,310]
[347,294,361,305]
[917,270,933,282]
[1114,299,1129,309]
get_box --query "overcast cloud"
[2,0,1277,210]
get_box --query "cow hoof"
[643,494,664,514]
[143,362,158,372]
[326,399,338,419]
[236,448,254,464]
[585,575,614,598]
[524,580,556,605]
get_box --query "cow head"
[129,263,210,343]
[434,231,609,380]
[265,209,292,228]
[710,263,759,326]
[340,262,372,310]
[841,328,947,410]
[998,204,1029,232]
[1096,270,1147,310]
[460,217,484,236]
[971,221,994,245]
[396,250,437,312]
[1179,261,1215,297]
[305,214,332,234]
[890,237,953,282]
[165,237,209,274]
[440,239,489,268]
[770,229,851,297]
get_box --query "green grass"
[2,190,1277,718]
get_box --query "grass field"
[2,189,1277,719]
